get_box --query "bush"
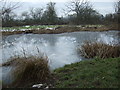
[2,56,51,87]
[78,42,120,59]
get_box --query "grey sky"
[16,1,115,17]
[8,0,117,2]
[4,0,115,17]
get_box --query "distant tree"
[20,7,44,25]
[21,11,29,20]
[105,1,120,25]
[104,13,114,23]
[114,1,120,30]
[65,0,103,24]
[1,0,21,27]
[42,2,58,25]
[115,1,120,14]
[114,1,120,24]
[30,7,43,23]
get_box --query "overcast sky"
[2,0,117,17]
[8,0,117,2]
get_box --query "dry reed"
[78,42,120,59]
[2,56,51,87]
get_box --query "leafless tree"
[1,0,21,15]
[66,0,90,14]
[42,2,58,24]
[114,1,120,25]
[115,1,120,14]
[1,0,22,26]
[30,7,43,20]
[65,0,100,24]
[21,11,29,20]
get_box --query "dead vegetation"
[78,42,120,59]
[2,56,53,87]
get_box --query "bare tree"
[1,0,21,15]
[114,1,120,25]
[65,0,100,24]
[21,11,29,20]
[1,0,22,26]
[115,1,120,14]
[42,2,58,25]
[30,7,43,20]
[65,0,91,16]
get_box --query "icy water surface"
[1,31,119,84]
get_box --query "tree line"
[1,0,120,27]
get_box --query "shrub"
[78,42,120,59]
[2,56,51,87]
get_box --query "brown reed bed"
[78,42,120,59]
[2,56,53,87]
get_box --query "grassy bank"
[54,57,120,88]
[2,56,120,88]
[2,25,118,36]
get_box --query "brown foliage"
[3,56,51,87]
[78,42,120,59]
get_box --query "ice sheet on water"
[97,34,118,45]
[2,31,119,68]
[48,36,80,69]
[2,35,80,69]
[1,31,119,85]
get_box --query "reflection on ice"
[49,37,79,69]
[97,34,118,45]
[2,31,119,69]
[2,35,80,69]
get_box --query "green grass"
[2,25,111,35]
[2,25,66,31]
[54,57,120,88]
[2,25,104,31]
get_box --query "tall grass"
[78,42,120,59]
[2,56,51,87]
